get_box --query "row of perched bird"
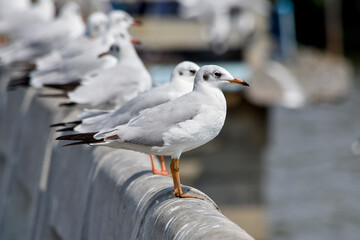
[1,0,249,199]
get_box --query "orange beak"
[132,19,142,26]
[131,38,141,45]
[228,77,249,86]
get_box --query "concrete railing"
[0,85,254,240]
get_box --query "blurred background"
[3,0,360,239]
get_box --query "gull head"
[87,12,108,38]
[172,61,200,83]
[194,65,249,89]
[98,43,121,59]
[108,10,139,30]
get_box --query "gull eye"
[189,69,196,75]
[214,71,222,78]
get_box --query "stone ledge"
[0,86,254,240]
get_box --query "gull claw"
[173,189,203,200]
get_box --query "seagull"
[0,1,84,64]
[52,61,200,176]
[177,0,269,53]
[38,43,125,96]
[58,9,140,60]
[7,29,139,91]
[6,40,122,91]
[59,34,151,108]
[54,61,200,132]
[34,11,109,71]
[6,10,140,90]
[0,0,55,43]
[56,65,249,198]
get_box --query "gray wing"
[95,93,200,147]
[100,88,173,129]
[129,95,199,129]
[74,89,171,133]
[111,94,200,147]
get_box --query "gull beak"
[131,38,141,45]
[98,52,109,58]
[228,77,249,87]
[132,19,142,26]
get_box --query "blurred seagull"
[7,10,140,89]
[178,0,269,54]
[33,32,148,107]
[0,0,55,43]
[56,65,249,198]
[7,39,122,91]
[58,10,140,60]
[7,29,138,91]
[61,36,150,107]
[52,61,200,176]
[39,43,124,94]
[0,2,84,64]
[34,11,109,71]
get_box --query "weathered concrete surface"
[0,86,254,240]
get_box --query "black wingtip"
[7,75,30,91]
[56,127,75,132]
[56,132,98,141]
[43,80,81,92]
[50,122,66,128]
[59,102,77,107]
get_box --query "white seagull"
[7,11,140,90]
[34,11,109,71]
[0,0,55,43]
[56,61,200,132]
[0,2,84,64]
[61,34,151,108]
[56,65,249,198]
[7,39,122,91]
[58,9,140,60]
[52,61,200,176]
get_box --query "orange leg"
[150,154,171,177]
[170,158,202,199]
